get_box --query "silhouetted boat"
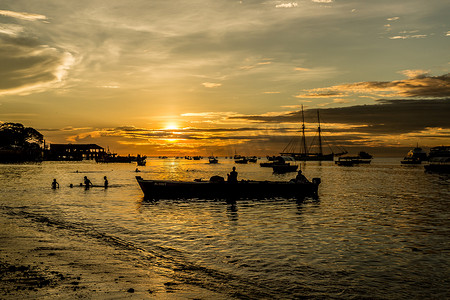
[235,157,248,164]
[335,151,373,166]
[401,146,427,164]
[335,157,356,166]
[135,176,320,200]
[424,146,450,173]
[208,156,218,164]
[280,107,347,161]
[271,156,298,173]
[247,156,258,163]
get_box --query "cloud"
[0,10,47,21]
[227,99,450,134]
[298,73,450,98]
[202,82,222,88]
[389,34,427,39]
[0,24,23,36]
[0,34,74,96]
[275,3,298,8]
[295,91,345,98]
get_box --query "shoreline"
[0,210,225,299]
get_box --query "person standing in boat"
[51,179,59,189]
[104,176,109,188]
[227,167,238,183]
[84,176,93,188]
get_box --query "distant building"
[45,144,106,161]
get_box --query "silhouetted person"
[295,170,309,183]
[104,176,109,188]
[227,167,238,183]
[51,179,59,189]
[84,176,93,188]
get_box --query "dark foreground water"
[0,158,449,299]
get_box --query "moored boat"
[401,146,427,164]
[336,151,373,166]
[335,157,356,166]
[135,176,320,200]
[270,156,298,173]
[424,146,450,173]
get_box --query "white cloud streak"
[0,10,47,21]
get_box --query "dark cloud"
[229,99,450,134]
[297,73,450,99]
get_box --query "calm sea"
[1,158,449,299]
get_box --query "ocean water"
[0,158,449,299]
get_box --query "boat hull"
[135,176,320,200]
[424,164,450,173]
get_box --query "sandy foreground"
[0,213,226,299]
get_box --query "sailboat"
[280,106,347,161]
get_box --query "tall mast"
[301,105,307,156]
[317,110,323,156]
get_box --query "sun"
[164,123,179,130]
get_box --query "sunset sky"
[1,1,449,156]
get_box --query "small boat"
[424,146,450,173]
[135,176,321,200]
[247,156,258,163]
[208,156,218,164]
[335,151,372,166]
[235,157,248,164]
[271,156,298,173]
[335,157,356,166]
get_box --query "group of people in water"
[51,176,109,189]
[51,166,309,189]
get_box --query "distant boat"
[336,151,373,166]
[335,157,357,166]
[247,156,258,163]
[235,157,248,164]
[424,146,450,173]
[96,152,132,163]
[208,156,218,164]
[401,146,427,164]
[271,156,298,173]
[135,176,321,200]
[280,106,347,161]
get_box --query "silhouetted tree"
[0,122,43,149]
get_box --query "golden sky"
[0,1,449,156]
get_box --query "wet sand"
[0,213,225,299]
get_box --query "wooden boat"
[135,176,321,200]
[280,107,347,161]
